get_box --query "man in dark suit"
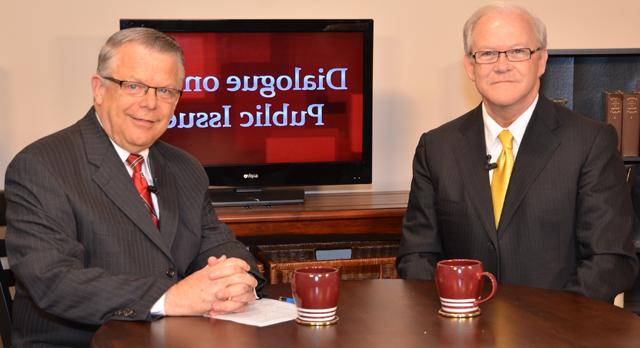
[5,28,263,346]
[397,3,638,302]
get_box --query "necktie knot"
[498,130,513,150]
[127,153,144,171]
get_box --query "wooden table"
[91,280,640,348]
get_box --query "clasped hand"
[165,255,257,316]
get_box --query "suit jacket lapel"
[498,97,561,232]
[453,105,498,247]
[149,146,179,248]
[79,109,173,259]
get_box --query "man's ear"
[91,74,105,105]
[463,54,476,82]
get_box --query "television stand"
[209,188,305,207]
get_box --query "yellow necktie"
[491,130,514,228]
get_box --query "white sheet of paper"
[210,298,298,327]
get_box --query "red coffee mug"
[291,267,340,325]
[435,259,497,317]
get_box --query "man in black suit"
[5,28,263,346]
[397,3,638,302]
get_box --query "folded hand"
[164,255,257,316]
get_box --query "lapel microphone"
[148,177,159,194]
[484,154,498,171]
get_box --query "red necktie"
[126,154,159,228]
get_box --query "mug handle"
[474,272,497,306]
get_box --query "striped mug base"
[296,307,339,326]
[438,297,482,318]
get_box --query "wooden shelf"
[624,157,640,164]
[216,191,408,238]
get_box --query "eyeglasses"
[101,76,182,102]
[471,47,542,64]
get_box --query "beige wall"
[1,0,639,191]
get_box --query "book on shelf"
[623,92,640,157]
[604,91,624,152]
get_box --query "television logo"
[243,173,259,179]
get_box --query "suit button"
[166,268,177,278]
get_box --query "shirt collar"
[95,112,150,164]
[111,140,150,165]
[483,94,538,156]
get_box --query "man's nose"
[140,88,158,108]
[494,52,512,71]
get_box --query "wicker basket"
[252,241,399,284]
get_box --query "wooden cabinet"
[215,191,409,283]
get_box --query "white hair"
[463,2,547,55]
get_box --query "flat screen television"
[120,19,373,206]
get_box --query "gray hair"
[463,2,547,55]
[96,27,185,79]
